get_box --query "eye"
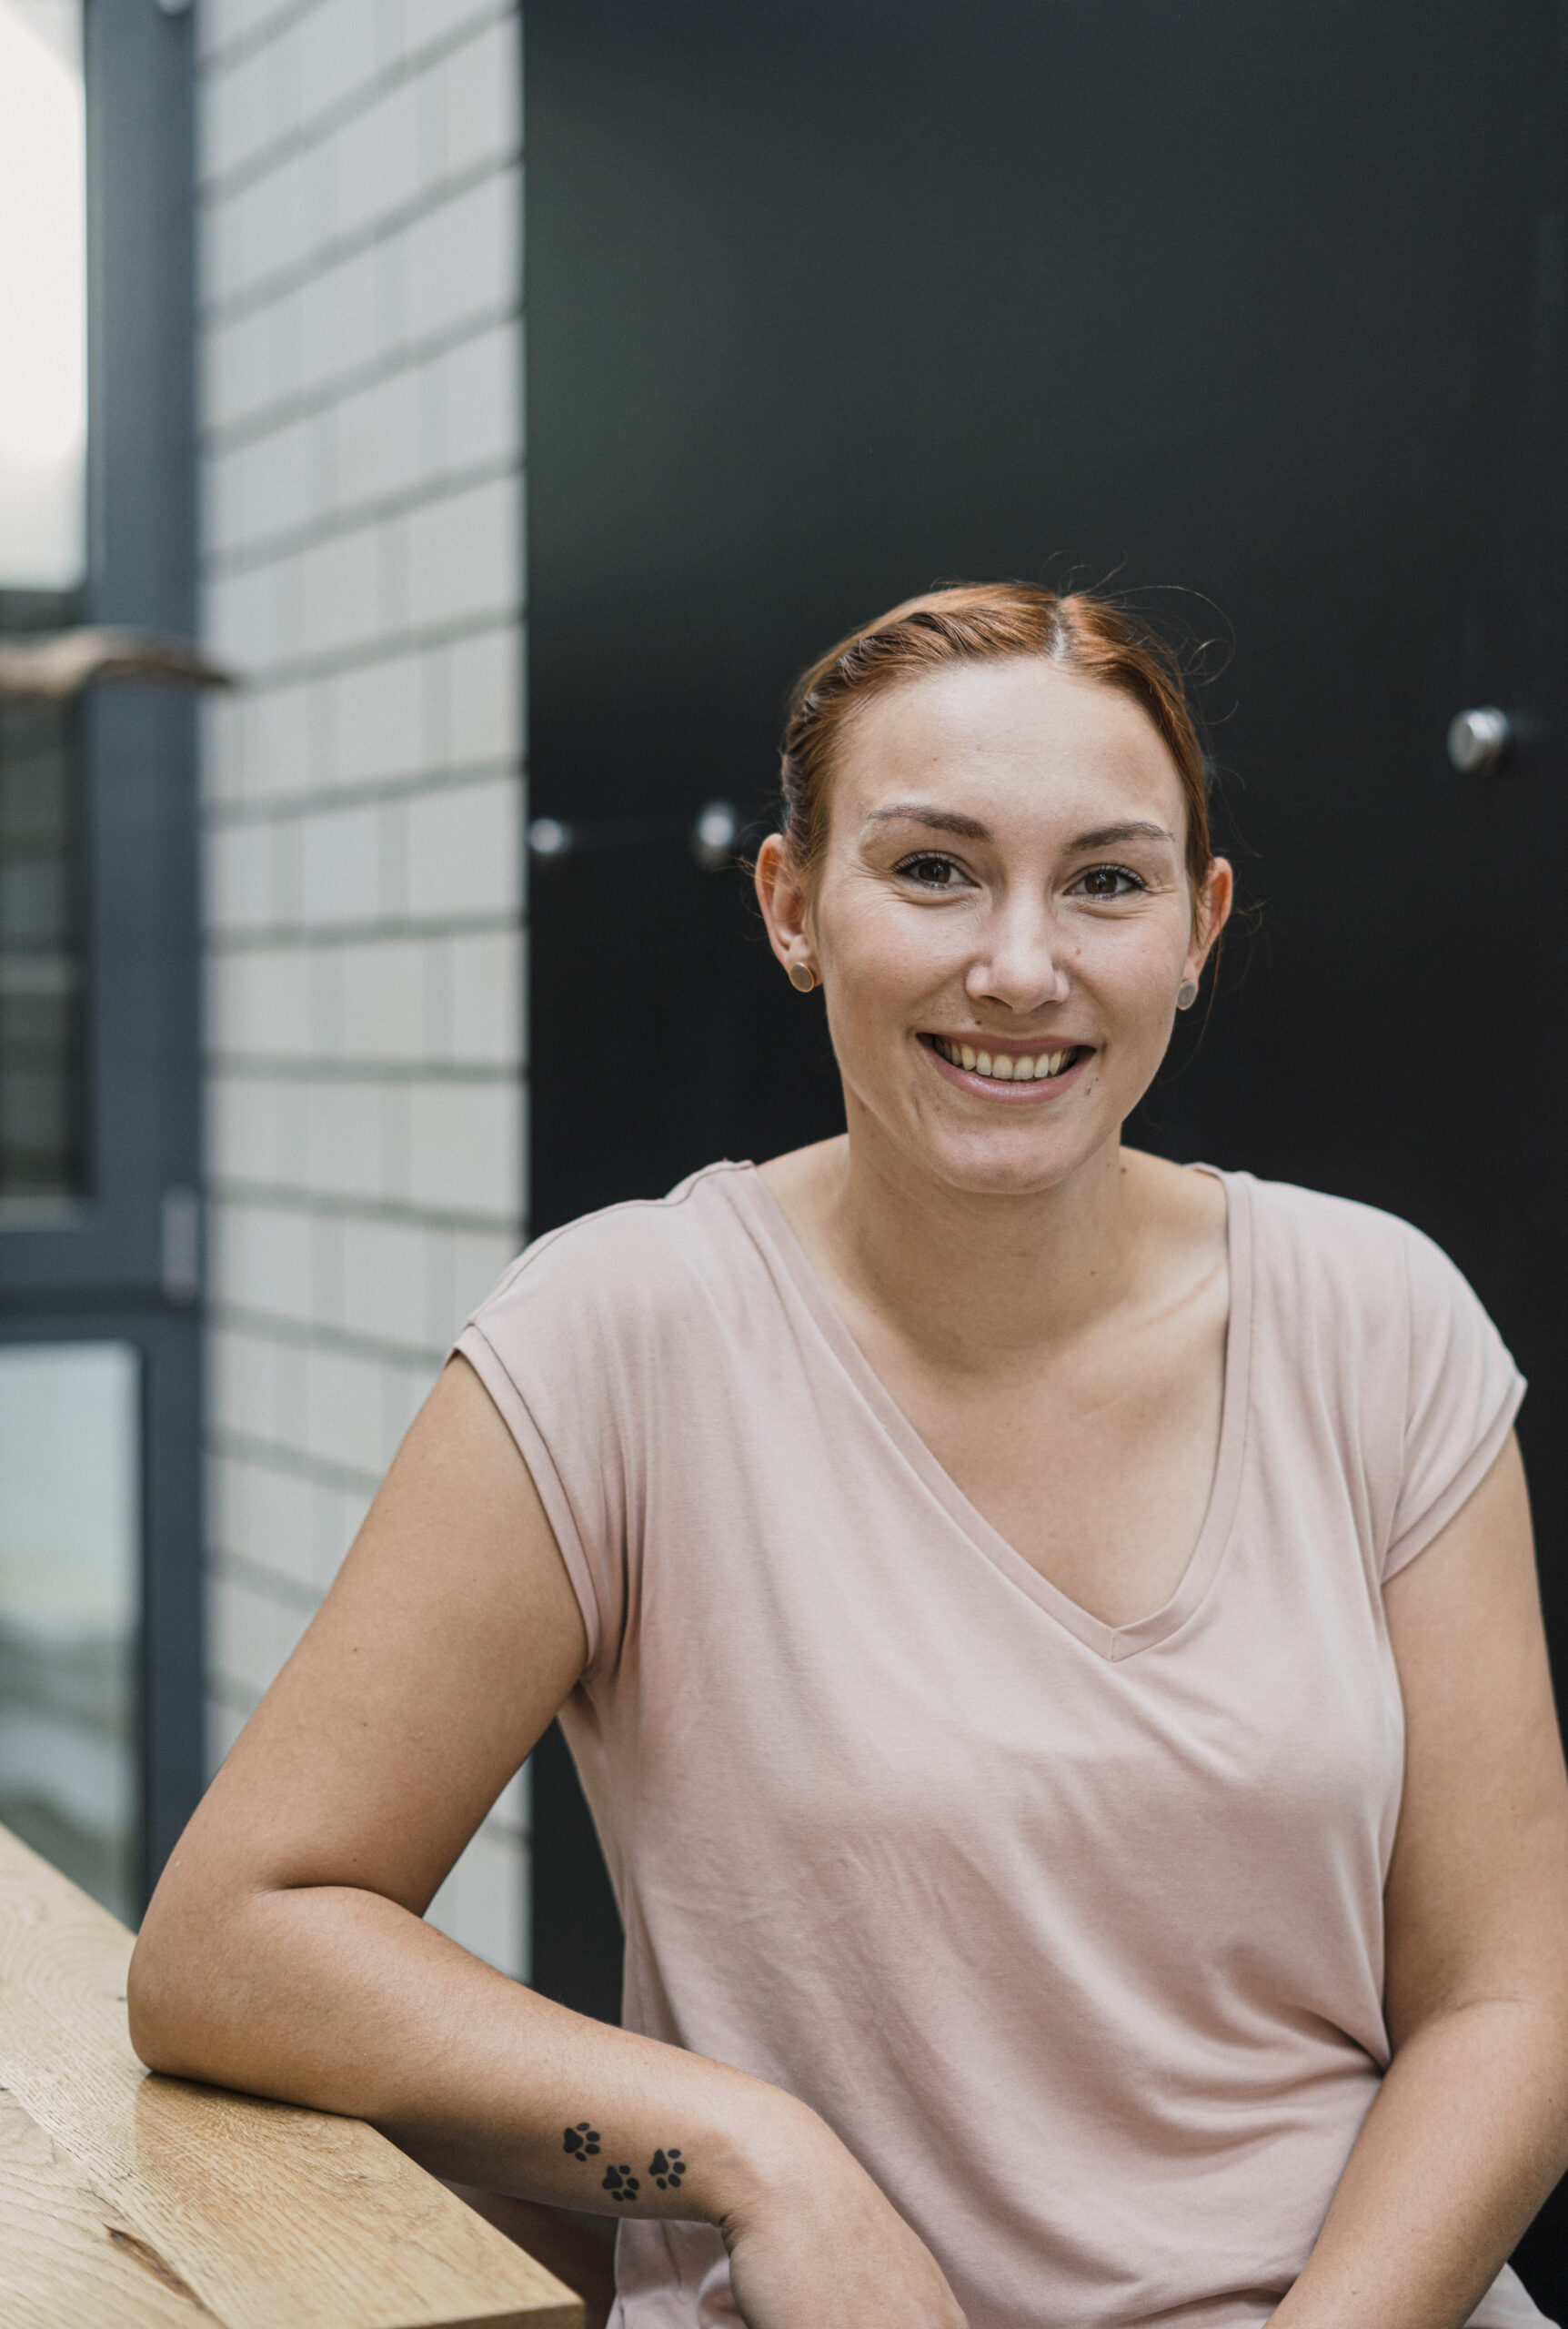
[1071,862,1145,900]
[894,852,971,890]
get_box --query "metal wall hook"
[0,628,236,703]
[690,798,740,870]
[1447,706,1513,777]
[527,817,574,860]
[528,797,744,872]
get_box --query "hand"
[719,2111,968,2329]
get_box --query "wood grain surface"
[0,2086,216,2327]
[0,1823,581,2329]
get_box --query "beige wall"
[193,0,528,1973]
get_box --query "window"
[0,0,87,594]
[0,0,88,1212]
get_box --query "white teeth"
[932,1035,1078,1080]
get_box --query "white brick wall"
[196,0,528,1975]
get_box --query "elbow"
[126,1866,246,2081]
[127,1863,319,2098]
[126,1919,196,2075]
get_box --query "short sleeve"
[453,1220,645,1681]
[449,1167,748,1683]
[1382,1225,1525,1582]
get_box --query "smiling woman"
[128,584,1568,2329]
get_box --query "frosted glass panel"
[0,0,87,590]
[0,1341,140,1919]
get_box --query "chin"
[919,1124,1101,1199]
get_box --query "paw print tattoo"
[564,2121,686,2205]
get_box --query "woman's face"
[758,656,1232,1199]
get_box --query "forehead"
[832,656,1185,829]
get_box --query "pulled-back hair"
[779,582,1212,888]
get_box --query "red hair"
[779,581,1213,888]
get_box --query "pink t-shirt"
[457,1162,1544,2329]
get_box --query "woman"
[130,584,1568,2329]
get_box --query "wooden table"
[0,1822,582,2329]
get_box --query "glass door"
[0,1340,139,1919]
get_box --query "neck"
[819,1100,1146,1373]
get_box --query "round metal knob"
[689,798,739,871]
[1447,707,1512,776]
[528,816,573,858]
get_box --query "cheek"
[819,888,955,996]
[1071,905,1191,993]
[815,903,961,1084]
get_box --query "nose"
[963,890,1071,1014]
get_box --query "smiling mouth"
[924,1034,1089,1084]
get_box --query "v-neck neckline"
[730,1161,1254,1664]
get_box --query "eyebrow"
[863,806,1176,851]
[1070,821,1177,851]
[863,804,990,838]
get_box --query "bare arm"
[129,1356,964,2329]
[1272,1434,1568,2329]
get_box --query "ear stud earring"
[788,962,819,993]
[1176,978,1199,1011]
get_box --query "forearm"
[1272,1997,1568,2329]
[128,1881,826,2227]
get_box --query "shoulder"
[467,1159,768,1356]
[1230,1170,1519,1428]
[1227,1174,1522,1573]
[1233,1171,1468,1316]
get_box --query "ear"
[754,833,816,980]
[1186,856,1234,979]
